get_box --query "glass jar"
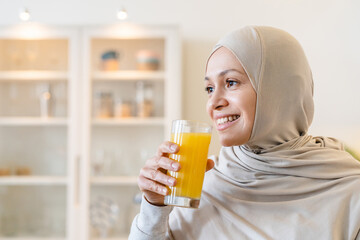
[114,99,132,118]
[94,92,113,118]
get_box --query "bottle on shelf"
[135,81,154,118]
[38,84,53,118]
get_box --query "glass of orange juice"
[164,120,212,208]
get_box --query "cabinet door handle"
[75,155,81,206]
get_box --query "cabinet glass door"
[89,37,165,239]
[83,25,181,240]
[0,25,79,240]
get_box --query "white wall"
[1,0,360,155]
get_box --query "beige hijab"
[168,26,360,240]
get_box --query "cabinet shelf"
[92,70,165,81]
[91,176,138,186]
[0,117,68,126]
[0,71,69,81]
[0,176,68,186]
[92,117,164,126]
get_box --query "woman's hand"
[138,141,214,206]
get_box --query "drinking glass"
[164,120,212,208]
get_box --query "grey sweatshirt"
[129,196,173,240]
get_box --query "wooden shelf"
[91,176,138,186]
[0,176,68,186]
[0,71,69,81]
[92,70,164,81]
[0,117,68,126]
[92,117,164,126]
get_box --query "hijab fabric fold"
[168,26,360,240]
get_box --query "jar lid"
[101,50,119,60]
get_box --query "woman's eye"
[226,80,238,88]
[205,86,214,94]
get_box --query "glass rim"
[172,119,212,131]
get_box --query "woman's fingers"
[138,175,169,196]
[140,167,177,187]
[156,141,179,157]
[138,139,214,206]
[137,140,182,205]
[146,156,181,172]
[206,159,214,172]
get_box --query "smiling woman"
[129,26,360,240]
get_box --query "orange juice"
[167,132,212,200]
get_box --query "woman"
[129,26,360,240]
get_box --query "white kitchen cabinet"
[0,23,181,240]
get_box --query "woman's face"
[205,47,257,147]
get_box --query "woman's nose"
[208,89,228,110]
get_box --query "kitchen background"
[0,0,359,239]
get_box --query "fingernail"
[162,188,168,194]
[168,178,175,185]
[171,162,179,170]
[170,144,177,152]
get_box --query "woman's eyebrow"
[205,68,245,81]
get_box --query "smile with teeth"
[216,115,240,125]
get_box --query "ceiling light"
[117,7,128,20]
[19,8,31,22]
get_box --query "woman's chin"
[220,138,238,147]
[220,136,248,147]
